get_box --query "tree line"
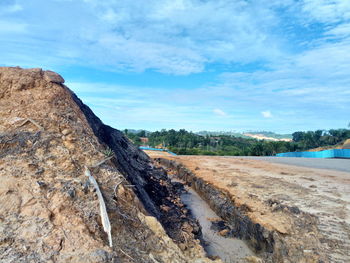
[123,128,350,156]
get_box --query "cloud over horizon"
[213,108,228,117]
[0,0,349,132]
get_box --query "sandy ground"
[152,155,350,262]
[143,150,174,157]
[243,133,292,142]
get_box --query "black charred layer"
[155,158,276,255]
[69,90,201,244]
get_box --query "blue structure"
[139,146,177,156]
[276,149,350,158]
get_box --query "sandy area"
[155,155,350,262]
[243,133,292,142]
[143,150,175,157]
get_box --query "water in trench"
[180,185,256,262]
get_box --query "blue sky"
[1,0,350,133]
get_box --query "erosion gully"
[72,87,269,262]
[178,179,255,262]
[155,158,264,263]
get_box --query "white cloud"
[325,23,350,38]
[0,0,288,74]
[261,111,273,118]
[67,76,349,132]
[68,81,242,130]
[100,8,117,22]
[0,0,349,132]
[0,3,23,15]
[301,0,350,24]
[213,108,228,117]
[2,0,350,76]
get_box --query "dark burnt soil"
[70,91,202,248]
[156,158,275,255]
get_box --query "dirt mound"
[307,138,350,151]
[0,67,216,263]
[342,139,350,149]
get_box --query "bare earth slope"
[0,67,216,263]
[153,155,350,263]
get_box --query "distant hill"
[243,131,292,141]
[196,131,292,141]
[123,128,350,156]
[126,129,292,141]
[245,131,293,139]
[196,131,250,138]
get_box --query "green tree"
[292,131,304,142]
[137,130,146,137]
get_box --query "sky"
[1,0,350,133]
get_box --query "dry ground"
[143,150,175,157]
[149,154,350,263]
[0,68,216,263]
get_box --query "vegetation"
[103,147,115,157]
[197,130,293,139]
[123,128,350,156]
[292,129,350,150]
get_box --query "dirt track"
[152,155,350,262]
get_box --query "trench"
[71,90,278,262]
[64,83,322,263]
[174,176,256,262]
[157,158,276,263]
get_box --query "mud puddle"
[175,177,255,262]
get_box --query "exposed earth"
[151,154,350,263]
[1,67,349,263]
[0,67,219,263]
[243,134,291,142]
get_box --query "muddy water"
[180,185,256,262]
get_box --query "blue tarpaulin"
[276,149,350,158]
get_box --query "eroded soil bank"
[175,179,256,262]
[0,67,218,263]
[155,157,332,263]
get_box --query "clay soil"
[0,67,217,263]
[144,150,174,157]
[150,155,350,263]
